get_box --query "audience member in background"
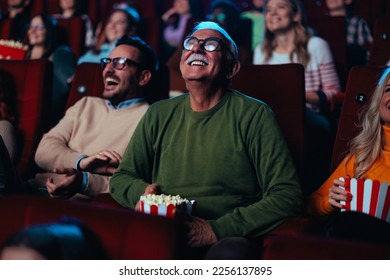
[307,67,390,245]
[25,13,77,125]
[207,0,252,64]
[240,0,265,50]
[110,21,302,260]
[29,36,157,200]
[4,0,32,42]
[0,69,18,163]
[161,0,204,62]
[112,0,137,10]
[52,0,94,49]
[1,219,107,260]
[325,0,373,69]
[253,0,341,192]
[77,6,140,65]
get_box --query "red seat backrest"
[231,63,306,182]
[0,18,12,39]
[263,234,390,259]
[368,17,390,67]
[57,17,86,57]
[0,195,179,260]
[0,1,7,14]
[30,0,46,15]
[65,63,104,111]
[301,0,329,21]
[331,65,387,172]
[309,16,348,89]
[45,0,61,14]
[140,16,163,59]
[0,59,53,180]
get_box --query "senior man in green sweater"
[110,21,303,259]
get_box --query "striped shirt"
[253,36,340,112]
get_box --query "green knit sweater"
[110,90,303,239]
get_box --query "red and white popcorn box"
[340,177,390,222]
[0,40,28,60]
[140,194,195,219]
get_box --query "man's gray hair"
[189,21,239,60]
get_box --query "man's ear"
[227,60,241,80]
[138,70,152,86]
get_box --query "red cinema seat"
[368,17,390,67]
[331,65,387,172]
[309,16,348,89]
[0,59,53,180]
[263,234,390,259]
[0,18,12,39]
[0,195,179,260]
[232,63,306,183]
[57,17,87,57]
[65,63,104,111]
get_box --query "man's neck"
[108,96,146,109]
[188,84,226,112]
[29,46,46,59]
[62,9,74,18]
[329,7,346,16]
[274,29,296,54]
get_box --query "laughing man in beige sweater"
[33,35,158,198]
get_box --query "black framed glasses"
[100,57,141,70]
[183,36,235,58]
[27,24,46,31]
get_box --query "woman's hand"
[328,178,353,209]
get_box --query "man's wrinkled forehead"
[190,21,238,59]
[191,28,224,40]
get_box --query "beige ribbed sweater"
[34,97,149,196]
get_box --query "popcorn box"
[0,41,28,60]
[340,177,390,222]
[140,194,195,219]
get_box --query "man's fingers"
[144,184,160,195]
[105,166,117,175]
[97,150,122,163]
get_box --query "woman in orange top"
[307,67,390,246]
[307,67,390,216]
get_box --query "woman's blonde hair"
[348,67,390,178]
[262,0,311,67]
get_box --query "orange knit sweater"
[307,125,390,216]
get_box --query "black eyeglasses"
[183,36,235,58]
[100,57,141,70]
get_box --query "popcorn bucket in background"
[0,40,28,60]
[340,177,390,222]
